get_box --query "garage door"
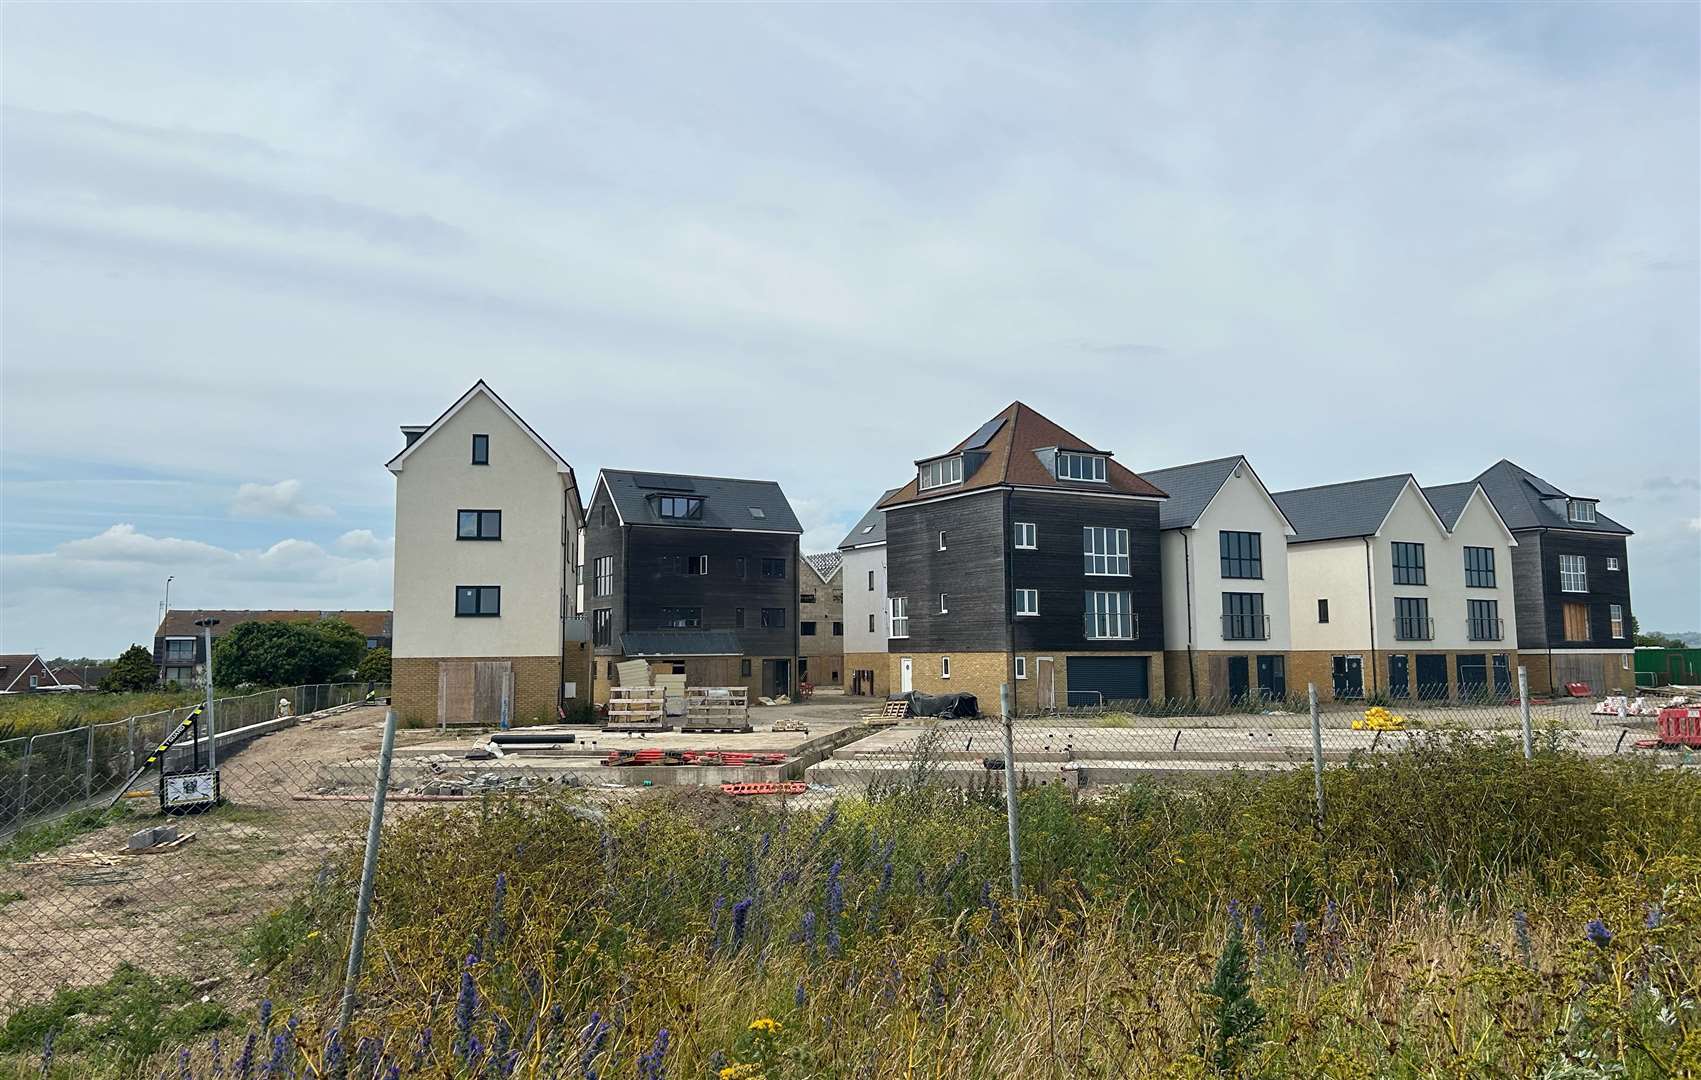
[1066,656,1149,705]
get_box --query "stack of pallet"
[606,687,669,732]
[683,687,751,733]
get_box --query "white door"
[900,657,913,693]
[1036,658,1055,710]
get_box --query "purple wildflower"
[414,1027,432,1069]
[1291,921,1309,969]
[1646,904,1665,929]
[235,1032,257,1080]
[263,1033,287,1077]
[40,1028,55,1076]
[636,1029,670,1080]
[209,1036,223,1079]
[258,999,274,1033]
[1227,899,1245,935]
[1586,919,1614,947]
[915,866,926,891]
[486,872,509,950]
[466,1034,484,1067]
[732,896,754,950]
[324,1029,344,1075]
[179,1046,192,1080]
[579,1011,610,1080]
[455,965,479,1055]
[759,831,772,858]
[385,1065,401,1080]
[794,981,807,1008]
[826,861,844,920]
[710,895,726,937]
[1513,910,1532,966]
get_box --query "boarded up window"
[1562,602,1590,642]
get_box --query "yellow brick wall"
[842,651,889,697]
[392,655,562,728]
[881,650,1167,714]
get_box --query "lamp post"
[195,617,220,770]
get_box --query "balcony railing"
[1221,612,1271,641]
[1394,616,1434,642]
[1466,617,1504,642]
[1083,612,1141,642]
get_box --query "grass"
[0,806,129,866]
[11,731,1701,1078]
[0,691,203,740]
[0,965,234,1073]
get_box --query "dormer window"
[918,456,964,491]
[1056,452,1107,482]
[657,496,702,519]
[1567,500,1596,524]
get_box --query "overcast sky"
[2,3,1697,658]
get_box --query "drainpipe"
[1363,537,1379,695]
[1003,490,1017,698]
[1181,530,1197,699]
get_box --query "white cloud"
[58,523,236,565]
[1686,518,1701,533]
[230,479,334,519]
[335,529,394,557]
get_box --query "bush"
[211,619,365,687]
[356,646,391,684]
[101,645,158,693]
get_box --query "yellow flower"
[748,1017,781,1035]
[719,1065,764,1080]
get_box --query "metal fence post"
[1518,666,1533,760]
[1616,697,1627,736]
[83,726,94,800]
[338,708,398,1032]
[1308,683,1325,826]
[999,683,1021,902]
[19,737,33,816]
[127,716,137,777]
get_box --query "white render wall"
[840,543,887,656]
[1159,465,1293,652]
[392,391,571,659]
[1287,537,1375,652]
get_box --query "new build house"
[879,403,1168,711]
[838,489,900,697]
[1143,456,1296,703]
[1274,475,1519,701]
[388,382,588,727]
[1474,460,1635,695]
[583,470,803,701]
[800,552,844,688]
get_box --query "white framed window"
[1085,590,1134,640]
[1568,500,1596,524]
[684,554,708,575]
[918,456,964,490]
[593,556,614,597]
[1014,588,1039,616]
[1606,557,1620,571]
[941,657,951,679]
[937,592,949,614]
[1014,656,1027,680]
[889,597,909,639]
[938,531,948,551]
[1083,527,1130,576]
[1610,604,1625,639]
[1056,452,1107,482]
[1559,554,1587,593]
[1014,522,1037,549]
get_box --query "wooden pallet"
[608,687,665,724]
[863,699,910,725]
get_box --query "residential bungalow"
[837,489,900,697]
[800,552,844,688]
[0,654,62,694]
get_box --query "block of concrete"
[127,825,179,851]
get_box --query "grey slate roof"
[600,470,803,533]
[619,630,744,657]
[1421,482,1479,530]
[803,552,842,581]
[837,489,903,549]
[1141,456,1245,530]
[1473,460,1632,535]
[1271,474,1416,543]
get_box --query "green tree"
[211,619,366,687]
[101,645,159,692]
[356,646,391,683]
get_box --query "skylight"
[749,507,766,518]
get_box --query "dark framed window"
[683,555,708,576]
[164,638,196,660]
[740,659,752,678]
[457,509,502,540]
[593,556,613,597]
[455,585,501,617]
[592,609,612,646]
[660,607,701,628]
[1394,596,1431,640]
[1392,542,1426,585]
[760,607,785,629]
[867,569,875,590]
[801,593,817,605]
[735,607,745,628]
[761,558,787,579]
[735,556,747,579]
[1219,531,1262,579]
[1221,592,1267,640]
[832,621,843,636]
[657,496,702,519]
[1464,546,1496,588]
[1467,599,1501,641]
[801,621,818,636]
[471,434,489,465]
[867,613,876,633]
[1317,599,1329,624]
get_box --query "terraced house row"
[387,383,1635,724]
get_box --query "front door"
[761,659,792,698]
[899,657,913,693]
[1492,654,1511,698]
[1226,656,1250,703]
[1388,654,1409,699]
[1415,654,1449,700]
[1036,657,1055,710]
[1331,655,1363,699]
[1256,655,1286,700]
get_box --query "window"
[1219,531,1262,579]
[1606,557,1620,571]
[918,456,964,490]
[457,510,502,540]
[1014,588,1039,616]
[658,496,703,519]
[1467,599,1501,641]
[594,556,613,598]
[683,555,708,576]
[1221,592,1266,640]
[762,558,787,579]
[1610,604,1625,639]
[1014,656,1027,680]
[1392,542,1426,585]
[801,621,817,637]
[760,608,786,629]
[1085,590,1134,640]
[1464,546,1496,588]
[471,434,489,465]
[867,569,875,591]
[801,592,816,605]
[455,585,501,617]
[735,608,745,628]
[1083,527,1130,576]
[832,621,843,636]
[889,597,909,639]
[937,593,949,614]
[740,658,752,678]
[1056,452,1107,482]
[1568,500,1596,524]
[366,638,379,649]
[1317,599,1329,624]
[598,504,610,527]
[671,663,686,675]
[1394,597,1431,641]
[941,657,952,679]
[1559,554,1587,593]
[938,531,947,551]
[660,607,702,628]
[867,614,876,633]
[592,609,612,646]
[164,638,195,661]
[749,507,766,520]
[164,666,195,686]
[29,674,39,689]
[1014,522,1037,549]
[1563,601,1590,641]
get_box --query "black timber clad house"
[583,470,804,701]
[1474,460,1635,695]
[879,402,1168,711]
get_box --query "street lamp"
[194,617,220,771]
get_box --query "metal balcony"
[1221,613,1270,641]
[1466,617,1504,642]
[1394,616,1434,642]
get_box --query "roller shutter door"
[1066,656,1149,705]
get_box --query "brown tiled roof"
[0,654,57,691]
[879,402,1167,507]
[155,610,393,639]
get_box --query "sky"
[2,3,1697,658]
